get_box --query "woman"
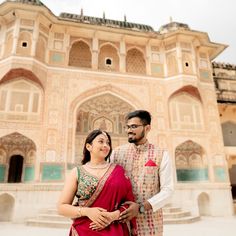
[57,129,137,236]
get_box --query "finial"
[80,8,83,17]
[103,11,105,19]
[124,14,127,22]
[169,16,173,22]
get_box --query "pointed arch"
[175,140,208,182]
[67,85,141,164]
[0,74,43,122]
[98,43,119,71]
[0,68,44,89]
[69,40,92,68]
[168,86,203,130]
[0,132,36,183]
[126,47,146,74]
[169,85,202,102]
[0,132,36,157]
[76,93,134,134]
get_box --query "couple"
[57,110,174,236]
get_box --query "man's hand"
[119,201,139,222]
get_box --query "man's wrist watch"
[139,203,145,214]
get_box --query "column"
[119,39,126,72]
[12,18,20,54]
[92,36,98,69]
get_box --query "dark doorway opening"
[8,155,23,183]
[231,185,236,199]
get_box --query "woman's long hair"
[81,129,112,165]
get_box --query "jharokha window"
[0,80,42,121]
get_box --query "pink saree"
[70,163,137,236]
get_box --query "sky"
[1,0,235,64]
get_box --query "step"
[26,219,71,228]
[36,214,71,222]
[163,210,190,219]
[164,215,200,224]
[27,205,201,228]
[162,207,182,213]
[39,208,58,214]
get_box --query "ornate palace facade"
[0,0,234,222]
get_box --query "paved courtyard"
[0,216,236,236]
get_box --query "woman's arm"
[57,167,111,227]
[57,167,80,218]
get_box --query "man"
[111,110,174,236]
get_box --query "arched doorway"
[75,93,134,163]
[8,155,23,183]
[0,132,36,183]
[0,193,15,221]
[198,192,210,216]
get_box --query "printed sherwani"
[112,141,173,236]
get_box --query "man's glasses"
[124,124,146,131]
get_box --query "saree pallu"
[70,164,136,236]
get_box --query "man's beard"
[128,129,145,144]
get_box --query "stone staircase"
[163,205,200,224]
[26,205,200,228]
[26,208,71,228]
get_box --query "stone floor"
[0,216,236,236]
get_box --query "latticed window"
[69,41,91,68]
[126,48,146,74]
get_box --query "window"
[21,41,28,48]
[0,80,41,121]
[170,94,203,130]
[105,57,112,66]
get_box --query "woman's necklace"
[85,161,110,169]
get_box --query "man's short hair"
[126,110,151,125]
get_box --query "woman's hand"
[89,210,120,231]
[83,207,110,228]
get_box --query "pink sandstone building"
[0,0,235,224]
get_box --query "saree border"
[84,163,116,207]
